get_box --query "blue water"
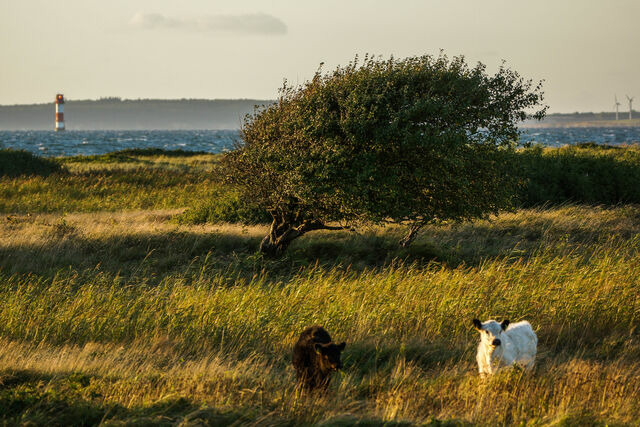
[0,130,240,157]
[1,128,639,157]
[520,127,640,147]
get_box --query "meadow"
[0,147,639,425]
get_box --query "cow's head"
[315,341,346,371]
[473,318,509,347]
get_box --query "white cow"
[472,318,537,376]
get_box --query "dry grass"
[2,148,640,425]
[61,153,220,174]
[1,338,639,425]
[1,206,640,425]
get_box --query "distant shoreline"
[522,119,640,128]
[1,99,638,130]
[522,111,640,128]
[0,99,273,131]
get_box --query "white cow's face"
[473,318,509,347]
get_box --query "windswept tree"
[222,54,546,257]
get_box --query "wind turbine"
[627,95,635,120]
[614,95,621,120]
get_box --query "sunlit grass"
[0,151,222,213]
[1,206,639,425]
[1,150,640,424]
[2,339,638,425]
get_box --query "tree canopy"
[222,54,546,256]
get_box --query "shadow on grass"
[0,368,254,426]
[0,227,466,283]
[345,340,469,377]
[317,416,470,426]
[3,206,637,281]
[1,368,468,426]
[1,369,110,426]
[0,228,261,279]
[0,149,62,177]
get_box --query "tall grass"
[0,150,222,213]
[1,243,638,358]
[2,149,640,424]
[1,206,639,424]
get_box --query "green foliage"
[0,149,61,177]
[518,144,640,206]
[223,53,546,254]
[177,191,271,225]
[4,146,640,224]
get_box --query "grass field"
[1,150,639,425]
[0,150,222,213]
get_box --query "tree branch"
[298,221,353,234]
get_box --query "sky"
[1,0,639,113]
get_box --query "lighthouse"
[55,94,65,131]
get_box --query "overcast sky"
[1,0,638,112]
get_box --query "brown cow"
[292,325,346,390]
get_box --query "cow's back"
[505,321,537,360]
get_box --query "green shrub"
[179,145,640,226]
[177,191,270,225]
[0,150,62,177]
[517,145,640,206]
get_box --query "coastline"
[522,118,640,128]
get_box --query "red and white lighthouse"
[55,94,65,131]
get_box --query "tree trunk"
[259,228,297,257]
[259,237,287,258]
[259,213,301,257]
[399,222,423,248]
[259,214,349,257]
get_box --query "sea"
[1,127,640,157]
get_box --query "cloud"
[129,12,287,35]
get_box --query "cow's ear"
[501,319,510,330]
[472,319,482,330]
[337,342,346,351]
[314,343,325,354]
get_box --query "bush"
[0,149,62,177]
[518,145,640,206]
[177,192,271,225]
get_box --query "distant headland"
[1,99,639,130]
[0,98,273,131]
[522,111,640,128]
